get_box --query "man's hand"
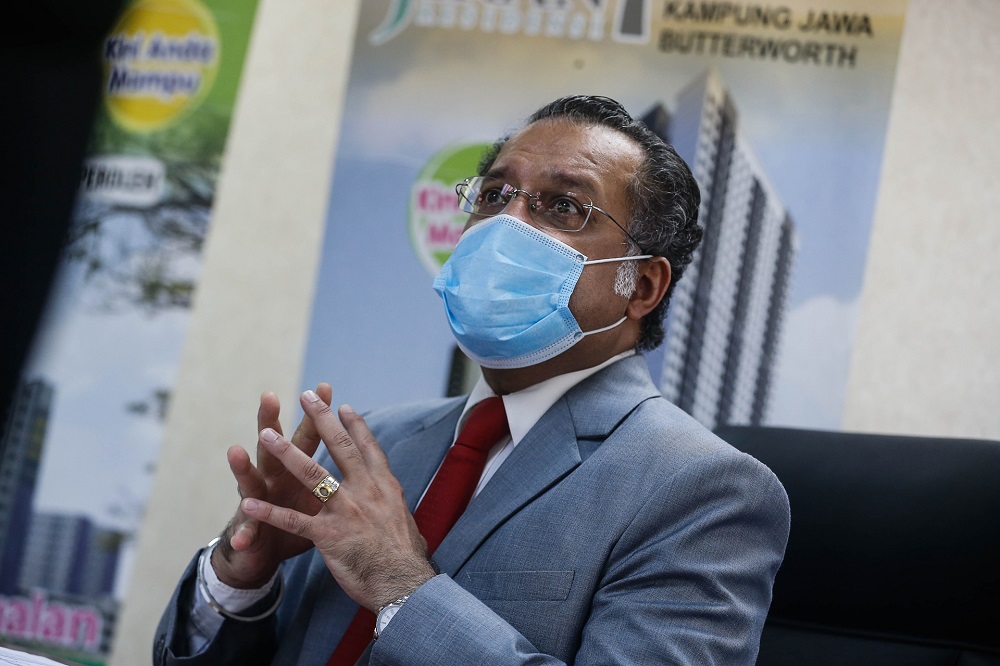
[210,384,333,589]
[239,390,436,611]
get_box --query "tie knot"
[456,396,509,453]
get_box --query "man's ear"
[626,257,671,320]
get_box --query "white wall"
[111,0,1000,662]
[842,0,1000,438]
[111,1,358,662]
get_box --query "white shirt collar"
[457,350,636,445]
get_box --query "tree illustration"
[64,107,231,313]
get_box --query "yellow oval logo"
[103,0,220,132]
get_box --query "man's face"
[474,118,645,346]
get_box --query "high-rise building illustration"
[0,379,54,594]
[643,70,797,430]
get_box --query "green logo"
[409,142,489,275]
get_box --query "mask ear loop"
[580,315,628,338]
[577,254,652,337]
[582,254,653,265]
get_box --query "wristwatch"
[373,595,409,640]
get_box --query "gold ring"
[312,475,340,502]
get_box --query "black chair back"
[717,426,1000,665]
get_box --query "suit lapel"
[432,397,582,575]
[432,355,662,575]
[386,404,465,512]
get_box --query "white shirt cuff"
[187,541,278,651]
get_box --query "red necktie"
[326,397,509,665]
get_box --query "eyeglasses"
[455,176,645,251]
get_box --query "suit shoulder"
[621,395,729,454]
[616,396,786,492]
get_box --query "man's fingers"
[300,390,366,477]
[223,447,265,554]
[228,446,266,499]
[242,498,311,540]
[339,405,392,478]
[259,427,336,494]
[257,392,288,477]
[257,392,283,436]
[287,383,333,455]
[229,520,259,551]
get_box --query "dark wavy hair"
[478,95,703,351]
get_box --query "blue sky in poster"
[301,0,906,430]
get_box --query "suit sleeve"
[153,549,279,666]
[369,451,789,666]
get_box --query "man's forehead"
[489,119,642,192]
[484,163,598,192]
[503,118,639,157]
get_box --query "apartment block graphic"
[643,70,798,430]
[0,379,54,594]
[19,513,124,598]
[0,379,125,654]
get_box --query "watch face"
[377,604,401,635]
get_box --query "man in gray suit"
[155,96,789,665]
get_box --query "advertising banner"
[301,0,907,434]
[0,0,258,662]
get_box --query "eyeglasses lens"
[457,177,591,232]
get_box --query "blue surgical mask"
[432,214,652,369]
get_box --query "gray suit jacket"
[155,355,790,665]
